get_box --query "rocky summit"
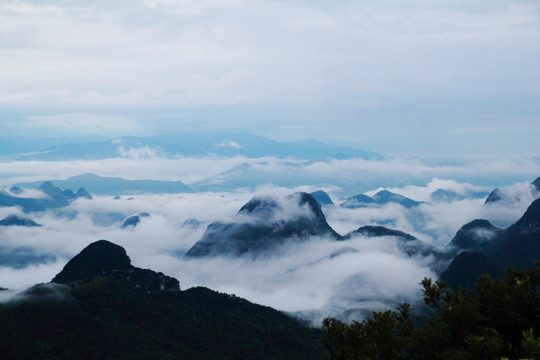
[185,192,342,258]
[52,240,179,292]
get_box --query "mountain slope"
[534,177,540,192]
[441,251,505,289]
[485,198,540,269]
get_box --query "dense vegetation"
[0,277,323,360]
[322,264,540,360]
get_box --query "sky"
[1,0,539,156]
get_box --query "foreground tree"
[322,264,540,360]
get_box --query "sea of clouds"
[0,156,539,323]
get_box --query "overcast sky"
[1,0,539,156]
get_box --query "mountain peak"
[52,240,132,284]
[345,225,417,241]
[372,190,423,208]
[39,181,56,192]
[447,219,502,252]
[237,192,324,221]
[52,240,179,292]
[309,190,334,208]
[339,194,376,208]
[76,187,93,199]
[484,188,502,204]
[0,214,42,227]
[185,192,341,258]
[9,186,23,195]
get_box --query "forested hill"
[0,241,324,360]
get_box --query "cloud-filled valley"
[2,163,539,324]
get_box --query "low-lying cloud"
[0,169,539,323]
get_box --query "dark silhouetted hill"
[0,240,323,360]
[52,240,179,292]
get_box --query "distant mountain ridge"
[0,182,92,212]
[340,190,424,209]
[5,133,383,161]
[15,173,190,195]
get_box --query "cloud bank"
[1,174,538,323]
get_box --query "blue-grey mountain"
[0,182,92,212]
[309,190,334,208]
[340,190,424,209]
[0,214,41,227]
[185,192,342,258]
[15,173,190,196]
[120,212,150,229]
[7,133,383,161]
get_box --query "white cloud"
[0,171,538,321]
[117,145,161,158]
[215,140,241,149]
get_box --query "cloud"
[215,140,241,149]
[0,156,539,320]
[117,145,161,158]
[0,186,436,319]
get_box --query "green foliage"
[322,264,540,360]
[522,328,540,359]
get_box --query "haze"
[1,0,539,156]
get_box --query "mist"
[1,173,538,322]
